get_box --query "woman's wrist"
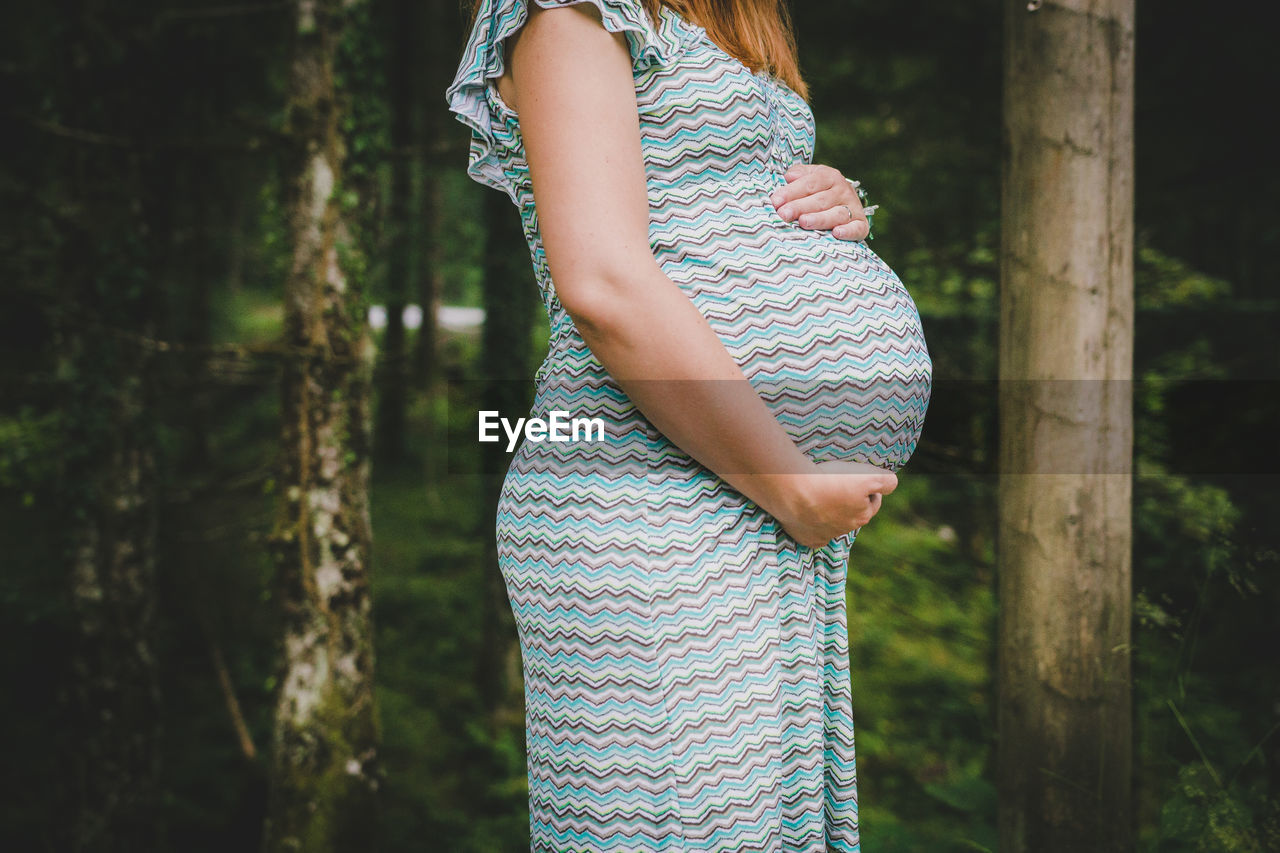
[741,466,819,528]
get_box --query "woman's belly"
[648,173,933,471]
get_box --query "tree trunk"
[413,168,443,394]
[66,378,164,853]
[375,0,415,464]
[412,0,449,394]
[263,2,380,849]
[997,1,1135,851]
[54,16,165,845]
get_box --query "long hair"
[463,0,808,100]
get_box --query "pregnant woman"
[447,1,931,850]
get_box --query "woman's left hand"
[769,163,869,242]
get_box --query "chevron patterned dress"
[447,2,932,850]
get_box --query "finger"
[777,187,848,222]
[831,217,872,242]
[795,197,862,229]
[784,162,816,181]
[770,166,837,207]
[795,206,864,233]
[789,163,840,188]
[769,178,813,208]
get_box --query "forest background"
[1,0,1277,851]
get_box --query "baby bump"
[660,230,933,472]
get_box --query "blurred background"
[1,0,1277,850]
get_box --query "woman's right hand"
[770,461,898,548]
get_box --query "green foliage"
[1137,247,1234,313]
[370,394,529,850]
[1130,465,1278,850]
[846,473,998,850]
[0,407,64,500]
[438,169,490,308]
[1156,765,1266,852]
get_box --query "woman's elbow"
[552,256,661,334]
[555,277,625,339]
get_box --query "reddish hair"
[464,0,808,100]
[646,0,807,100]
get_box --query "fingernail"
[779,205,792,219]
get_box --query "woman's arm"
[507,4,893,546]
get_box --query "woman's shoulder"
[445,0,691,198]
[449,0,679,101]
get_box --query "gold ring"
[839,204,855,223]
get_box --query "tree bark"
[998,1,1135,851]
[412,0,449,394]
[374,0,415,464]
[54,13,166,845]
[262,2,380,849]
[413,169,443,394]
[66,398,164,853]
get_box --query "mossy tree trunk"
[263,1,379,849]
[997,1,1136,850]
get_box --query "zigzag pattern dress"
[447,2,932,850]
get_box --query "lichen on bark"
[263,1,379,850]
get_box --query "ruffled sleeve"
[445,0,675,199]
